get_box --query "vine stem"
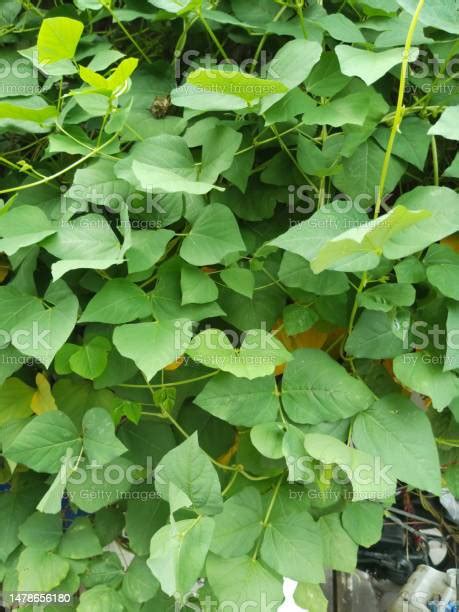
[373,0,426,219]
[0,130,120,196]
[251,474,284,560]
[198,12,229,60]
[249,6,287,74]
[431,135,439,186]
[344,0,426,369]
[104,2,151,64]
[116,370,219,389]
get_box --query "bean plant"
[0,0,458,610]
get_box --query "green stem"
[249,6,286,73]
[431,135,439,186]
[0,131,120,196]
[115,370,219,389]
[104,3,151,64]
[373,0,426,219]
[199,13,229,60]
[252,475,284,560]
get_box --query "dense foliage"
[0,0,458,610]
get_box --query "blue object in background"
[428,603,458,612]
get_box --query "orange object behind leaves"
[164,356,184,371]
[441,234,459,253]
[217,432,239,466]
[273,319,328,375]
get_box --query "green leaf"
[122,556,159,603]
[69,337,111,380]
[5,411,82,473]
[306,51,351,97]
[397,0,459,34]
[427,263,459,300]
[353,394,441,495]
[444,152,459,178]
[270,200,368,262]
[220,267,255,298]
[283,304,319,335]
[125,229,174,274]
[37,449,74,514]
[374,117,431,170]
[346,310,408,358]
[180,203,245,266]
[294,583,328,612]
[132,159,219,195]
[358,283,416,312]
[428,106,459,141]
[342,502,384,547]
[186,328,291,379]
[37,17,84,64]
[317,13,365,43]
[194,373,280,427]
[59,517,102,559]
[282,349,374,424]
[446,303,459,371]
[336,44,418,85]
[311,205,430,273]
[17,548,69,591]
[0,378,34,426]
[279,252,349,295]
[302,92,372,127]
[155,433,223,515]
[304,433,396,501]
[0,98,57,131]
[445,464,459,498]
[113,319,193,381]
[66,457,133,512]
[211,487,264,557]
[82,407,127,466]
[181,265,218,304]
[261,492,324,583]
[126,492,169,556]
[260,39,322,111]
[206,554,284,611]
[250,422,284,459]
[78,585,124,612]
[0,205,56,256]
[332,139,406,204]
[18,511,62,551]
[319,513,358,572]
[80,279,151,324]
[186,68,288,105]
[43,214,123,280]
[148,516,215,598]
[383,187,459,259]
[393,353,459,411]
[200,126,243,184]
[83,551,124,589]
[148,0,200,14]
[11,281,79,369]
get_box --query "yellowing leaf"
[78,58,139,96]
[186,68,288,104]
[37,17,84,64]
[31,373,57,415]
